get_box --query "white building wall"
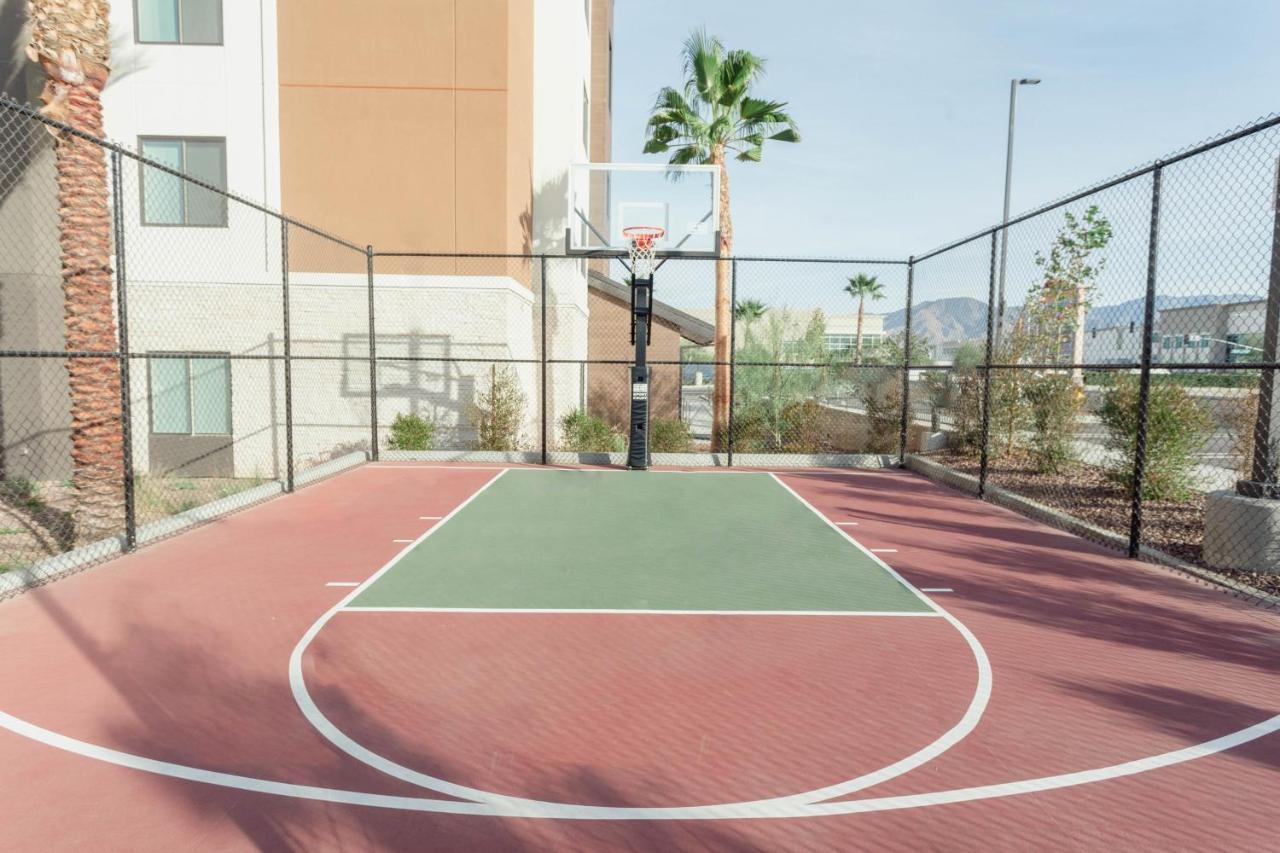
[103,2,594,475]
[532,0,594,437]
[104,0,282,284]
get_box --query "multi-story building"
[2,0,658,480]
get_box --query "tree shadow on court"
[786,470,1280,676]
[17,585,790,851]
[1049,676,1280,774]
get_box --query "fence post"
[898,256,916,465]
[110,151,136,551]
[541,256,548,465]
[978,231,998,498]
[366,245,379,461]
[1129,165,1163,557]
[727,258,738,468]
[1240,156,1280,494]
[281,224,294,492]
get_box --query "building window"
[135,0,223,45]
[140,137,228,226]
[149,355,232,435]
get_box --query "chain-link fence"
[1,95,1277,605]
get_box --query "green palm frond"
[644,28,800,170]
[844,274,886,300]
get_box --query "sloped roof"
[587,270,716,346]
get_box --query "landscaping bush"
[560,409,625,452]
[386,412,436,451]
[470,366,526,451]
[650,418,693,453]
[861,369,902,454]
[780,399,827,453]
[1023,372,1083,474]
[1098,375,1211,501]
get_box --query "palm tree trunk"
[31,3,125,543]
[855,297,865,365]
[711,146,733,451]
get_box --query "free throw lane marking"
[392,539,414,543]
[340,606,944,617]
[419,516,443,520]
[836,521,859,526]
[326,582,360,588]
[921,588,953,593]
[870,549,897,553]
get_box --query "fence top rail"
[374,249,911,265]
[913,110,1280,264]
[0,96,366,255]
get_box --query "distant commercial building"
[1156,300,1266,365]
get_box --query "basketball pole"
[628,268,653,470]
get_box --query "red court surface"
[0,462,1277,852]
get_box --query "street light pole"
[995,77,1041,350]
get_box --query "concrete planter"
[1203,490,1280,574]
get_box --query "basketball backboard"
[566,163,720,258]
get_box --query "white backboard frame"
[566,162,721,259]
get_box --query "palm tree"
[844,274,886,365]
[733,298,768,338]
[28,1,125,542]
[644,29,799,450]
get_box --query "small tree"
[386,413,436,451]
[733,310,831,451]
[470,366,526,451]
[1098,376,1211,501]
[1022,373,1083,473]
[1030,205,1112,382]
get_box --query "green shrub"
[1098,375,1211,501]
[387,412,436,451]
[560,409,624,452]
[650,418,693,453]
[471,366,526,451]
[1023,372,1083,474]
[780,399,827,452]
[861,369,902,454]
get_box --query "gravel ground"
[929,450,1279,599]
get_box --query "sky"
[610,0,1280,260]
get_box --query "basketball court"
[1,462,1277,850]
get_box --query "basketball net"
[623,225,664,280]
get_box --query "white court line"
[325,582,360,588]
[341,606,943,617]
[835,521,859,526]
[870,548,898,553]
[285,469,991,819]
[921,588,954,593]
[419,516,443,520]
[391,539,414,543]
[1,706,1277,820]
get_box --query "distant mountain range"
[883,293,1255,344]
[883,298,994,344]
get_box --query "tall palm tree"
[844,274,885,365]
[28,0,125,542]
[644,29,799,450]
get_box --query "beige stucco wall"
[277,0,534,262]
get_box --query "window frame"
[133,0,224,46]
[138,135,229,228]
[146,352,233,437]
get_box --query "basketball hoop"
[622,225,665,279]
